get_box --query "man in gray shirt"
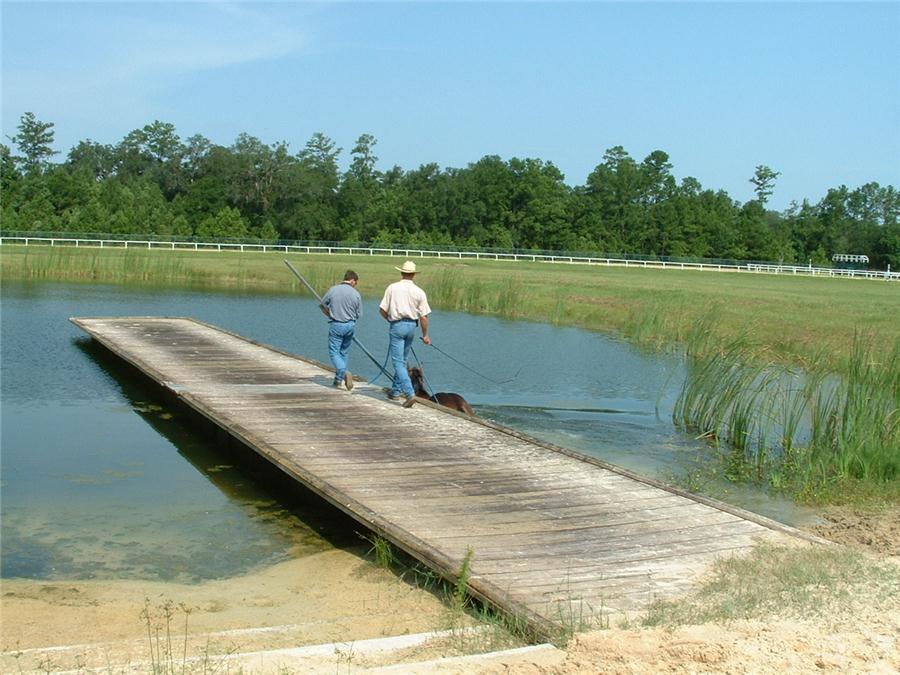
[320,270,362,390]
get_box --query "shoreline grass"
[3,244,897,370]
[3,243,897,504]
[673,325,899,501]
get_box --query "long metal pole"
[283,259,394,380]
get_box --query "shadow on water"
[1,334,369,582]
[73,337,366,552]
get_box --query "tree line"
[2,112,898,268]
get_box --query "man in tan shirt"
[379,261,432,400]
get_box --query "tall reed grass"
[674,320,899,498]
[4,246,204,285]
[417,267,527,318]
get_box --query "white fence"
[2,235,897,281]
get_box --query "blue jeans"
[328,321,355,383]
[388,319,417,397]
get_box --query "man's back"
[380,279,430,321]
[323,282,362,322]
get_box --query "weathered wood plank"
[71,316,822,642]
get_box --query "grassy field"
[2,244,897,370]
[3,244,898,503]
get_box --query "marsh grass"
[418,266,528,317]
[5,244,897,367]
[428,267,467,309]
[4,246,204,286]
[297,265,341,297]
[674,326,899,499]
[642,542,900,627]
[621,299,689,350]
[357,536,532,649]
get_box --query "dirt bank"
[807,505,900,556]
[482,614,899,674]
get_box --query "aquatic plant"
[675,331,899,498]
[428,267,466,308]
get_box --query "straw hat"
[395,260,418,274]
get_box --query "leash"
[283,260,395,381]
[368,349,394,385]
[410,346,437,397]
[420,339,521,385]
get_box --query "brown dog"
[406,366,475,415]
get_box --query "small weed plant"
[362,532,395,569]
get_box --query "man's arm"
[419,315,431,345]
[320,288,333,319]
[379,307,389,320]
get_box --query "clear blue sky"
[3,1,898,210]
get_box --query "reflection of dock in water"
[72,316,822,641]
[74,337,363,554]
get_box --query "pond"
[0,280,815,583]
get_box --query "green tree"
[337,134,382,239]
[875,220,900,269]
[115,121,186,198]
[252,219,280,242]
[195,206,249,239]
[507,158,572,249]
[583,146,645,252]
[349,133,378,181]
[14,183,59,230]
[8,112,58,175]
[66,140,116,180]
[230,133,294,223]
[279,132,342,240]
[749,165,780,205]
[1,143,22,200]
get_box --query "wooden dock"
[72,316,818,640]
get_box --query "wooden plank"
[70,316,823,642]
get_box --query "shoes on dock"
[333,372,354,391]
[387,391,408,402]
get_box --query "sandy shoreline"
[1,547,465,671]
[3,508,898,673]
